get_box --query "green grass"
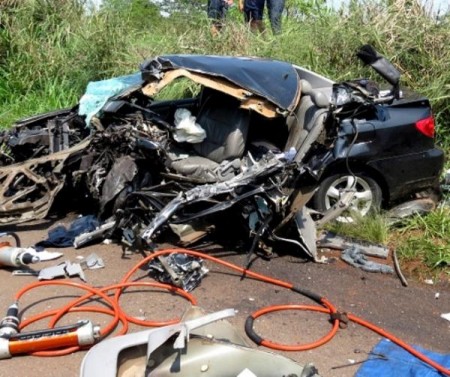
[395,207,450,270]
[325,209,450,281]
[324,212,389,245]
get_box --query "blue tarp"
[78,73,143,126]
[356,338,450,377]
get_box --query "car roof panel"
[141,55,301,112]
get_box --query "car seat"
[285,79,329,162]
[168,89,250,182]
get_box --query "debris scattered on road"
[35,215,100,249]
[80,253,105,270]
[341,246,394,274]
[318,231,390,259]
[38,261,86,281]
[37,254,105,281]
[148,253,208,291]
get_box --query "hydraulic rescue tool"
[0,318,100,359]
[0,232,39,267]
[0,302,100,358]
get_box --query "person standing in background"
[208,0,234,36]
[266,0,284,34]
[239,0,265,33]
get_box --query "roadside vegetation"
[0,0,449,281]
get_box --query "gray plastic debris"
[318,231,389,259]
[73,221,115,249]
[37,254,104,281]
[341,246,394,274]
[80,253,105,270]
[38,261,86,281]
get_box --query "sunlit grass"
[324,212,389,245]
[395,207,450,268]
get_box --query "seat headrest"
[300,79,313,95]
[312,91,329,108]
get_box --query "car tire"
[312,173,382,220]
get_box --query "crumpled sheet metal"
[99,156,138,213]
[148,253,209,292]
[0,140,89,224]
[141,55,301,112]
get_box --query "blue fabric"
[78,73,143,126]
[356,338,450,377]
[35,215,99,248]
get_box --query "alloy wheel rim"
[324,176,373,222]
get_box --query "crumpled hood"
[140,55,301,112]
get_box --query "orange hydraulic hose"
[8,247,450,376]
[14,280,124,356]
[246,305,339,351]
[109,282,197,327]
[15,280,122,339]
[14,280,196,356]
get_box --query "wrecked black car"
[0,47,444,259]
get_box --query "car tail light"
[415,116,435,137]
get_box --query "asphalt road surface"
[0,216,448,377]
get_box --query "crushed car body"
[0,48,444,260]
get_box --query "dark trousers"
[207,0,228,20]
[266,0,285,34]
[244,0,265,21]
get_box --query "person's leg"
[244,0,265,33]
[266,0,284,34]
[208,0,227,35]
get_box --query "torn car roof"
[140,55,301,112]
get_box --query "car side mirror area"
[356,44,401,99]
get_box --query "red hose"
[9,248,450,376]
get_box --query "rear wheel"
[313,173,382,221]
